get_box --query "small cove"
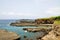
[0,20,49,40]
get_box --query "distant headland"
[10,16,60,27]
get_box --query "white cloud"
[0,7,60,19]
[45,7,60,16]
[0,12,41,19]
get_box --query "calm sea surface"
[0,20,47,40]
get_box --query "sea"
[0,20,47,40]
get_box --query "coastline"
[0,16,59,40]
[10,23,53,27]
[41,21,60,40]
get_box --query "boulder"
[0,30,20,40]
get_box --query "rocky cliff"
[42,24,60,40]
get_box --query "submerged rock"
[23,35,27,38]
[0,30,20,40]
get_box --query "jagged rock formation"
[42,24,60,40]
[35,16,60,24]
[35,18,54,24]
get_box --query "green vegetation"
[54,20,60,25]
[50,16,60,20]
[36,16,60,24]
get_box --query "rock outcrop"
[42,25,60,40]
[0,30,20,40]
[23,28,52,32]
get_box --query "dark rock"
[23,28,27,30]
[14,37,20,40]
[37,37,41,39]
[24,35,27,38]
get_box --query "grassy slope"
[54,20,60,25]
[36,16,60,24]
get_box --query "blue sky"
[0,0,60,19]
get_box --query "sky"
[0,0,60,19]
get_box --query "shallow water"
[0,20,48,40]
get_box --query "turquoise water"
[0,20,45,40]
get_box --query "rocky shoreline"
[22,23,60,40]
[23,28,52,32]
[41,25,60,40]
[23,28,52,40]
[10,18,60,40]
[10,22,60,40]
[10,19,53,27]
[10,22,52,27]
[0,30,20,40]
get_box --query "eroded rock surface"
[42,25,60,40]
[0,30,20,40]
